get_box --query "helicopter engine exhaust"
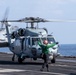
[18,28,25,36]
[11,32,16,39]
[11,28,26,39]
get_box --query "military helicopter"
[0,16,59,63]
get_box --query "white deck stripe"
[0,68,24,72]
[0,68,67,75]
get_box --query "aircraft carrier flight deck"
[0,52,76,75]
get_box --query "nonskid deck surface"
[0,52,76,75]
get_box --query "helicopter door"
[24,37,30,50]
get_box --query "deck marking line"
[0,68,25,73]
[0,68,68,75]
[24,69,67,75]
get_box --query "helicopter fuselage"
[1,17,59,63]
[10,27,59,63]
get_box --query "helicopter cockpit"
[32,38,55,45]
[24,35,58,57]
[25,35,57,47]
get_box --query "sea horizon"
[0,44,76,56]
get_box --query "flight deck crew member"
[38,40,56,71]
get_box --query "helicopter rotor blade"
[0,17,49,23]
[1,17,76,23]
[17,17,76,23]
[46,19,76,22]
[1,19,76,23]
[0,7,9,30]
[3,7,9,21]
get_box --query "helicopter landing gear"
[12,53,15,61]
[51,57,56,63]
[33,58,37,60]
[18,56,25,64]
[18,57,23,63]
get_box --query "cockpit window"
[47,38,55,43]
[41,38,46,41]
[32,37,55,45]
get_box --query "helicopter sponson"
[11,39,22,55]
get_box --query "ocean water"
[0,44,76,56]
[59,44,76,56]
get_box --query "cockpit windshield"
[32,37,55,45]
[47,38,55,44]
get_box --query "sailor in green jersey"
[38,40,56,71]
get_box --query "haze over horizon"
[0,0,76,44]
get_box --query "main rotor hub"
[20,17,49,23]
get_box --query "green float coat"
[38,41,56,54]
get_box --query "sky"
[0,0,76,44]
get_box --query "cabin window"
[32,38,38,45]
[31,37,55,45]
[47,38,55,43]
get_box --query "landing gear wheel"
[12,57,14,61]
[51,57,56,63]
[33,58,37,60]
[18,57,23,64]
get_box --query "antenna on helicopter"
[51,32,53,35]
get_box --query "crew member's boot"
[46,64,49,72]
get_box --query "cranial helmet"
[43,40,48,44]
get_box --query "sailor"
[38,40,56,71]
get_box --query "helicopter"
[0,16,59,64]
